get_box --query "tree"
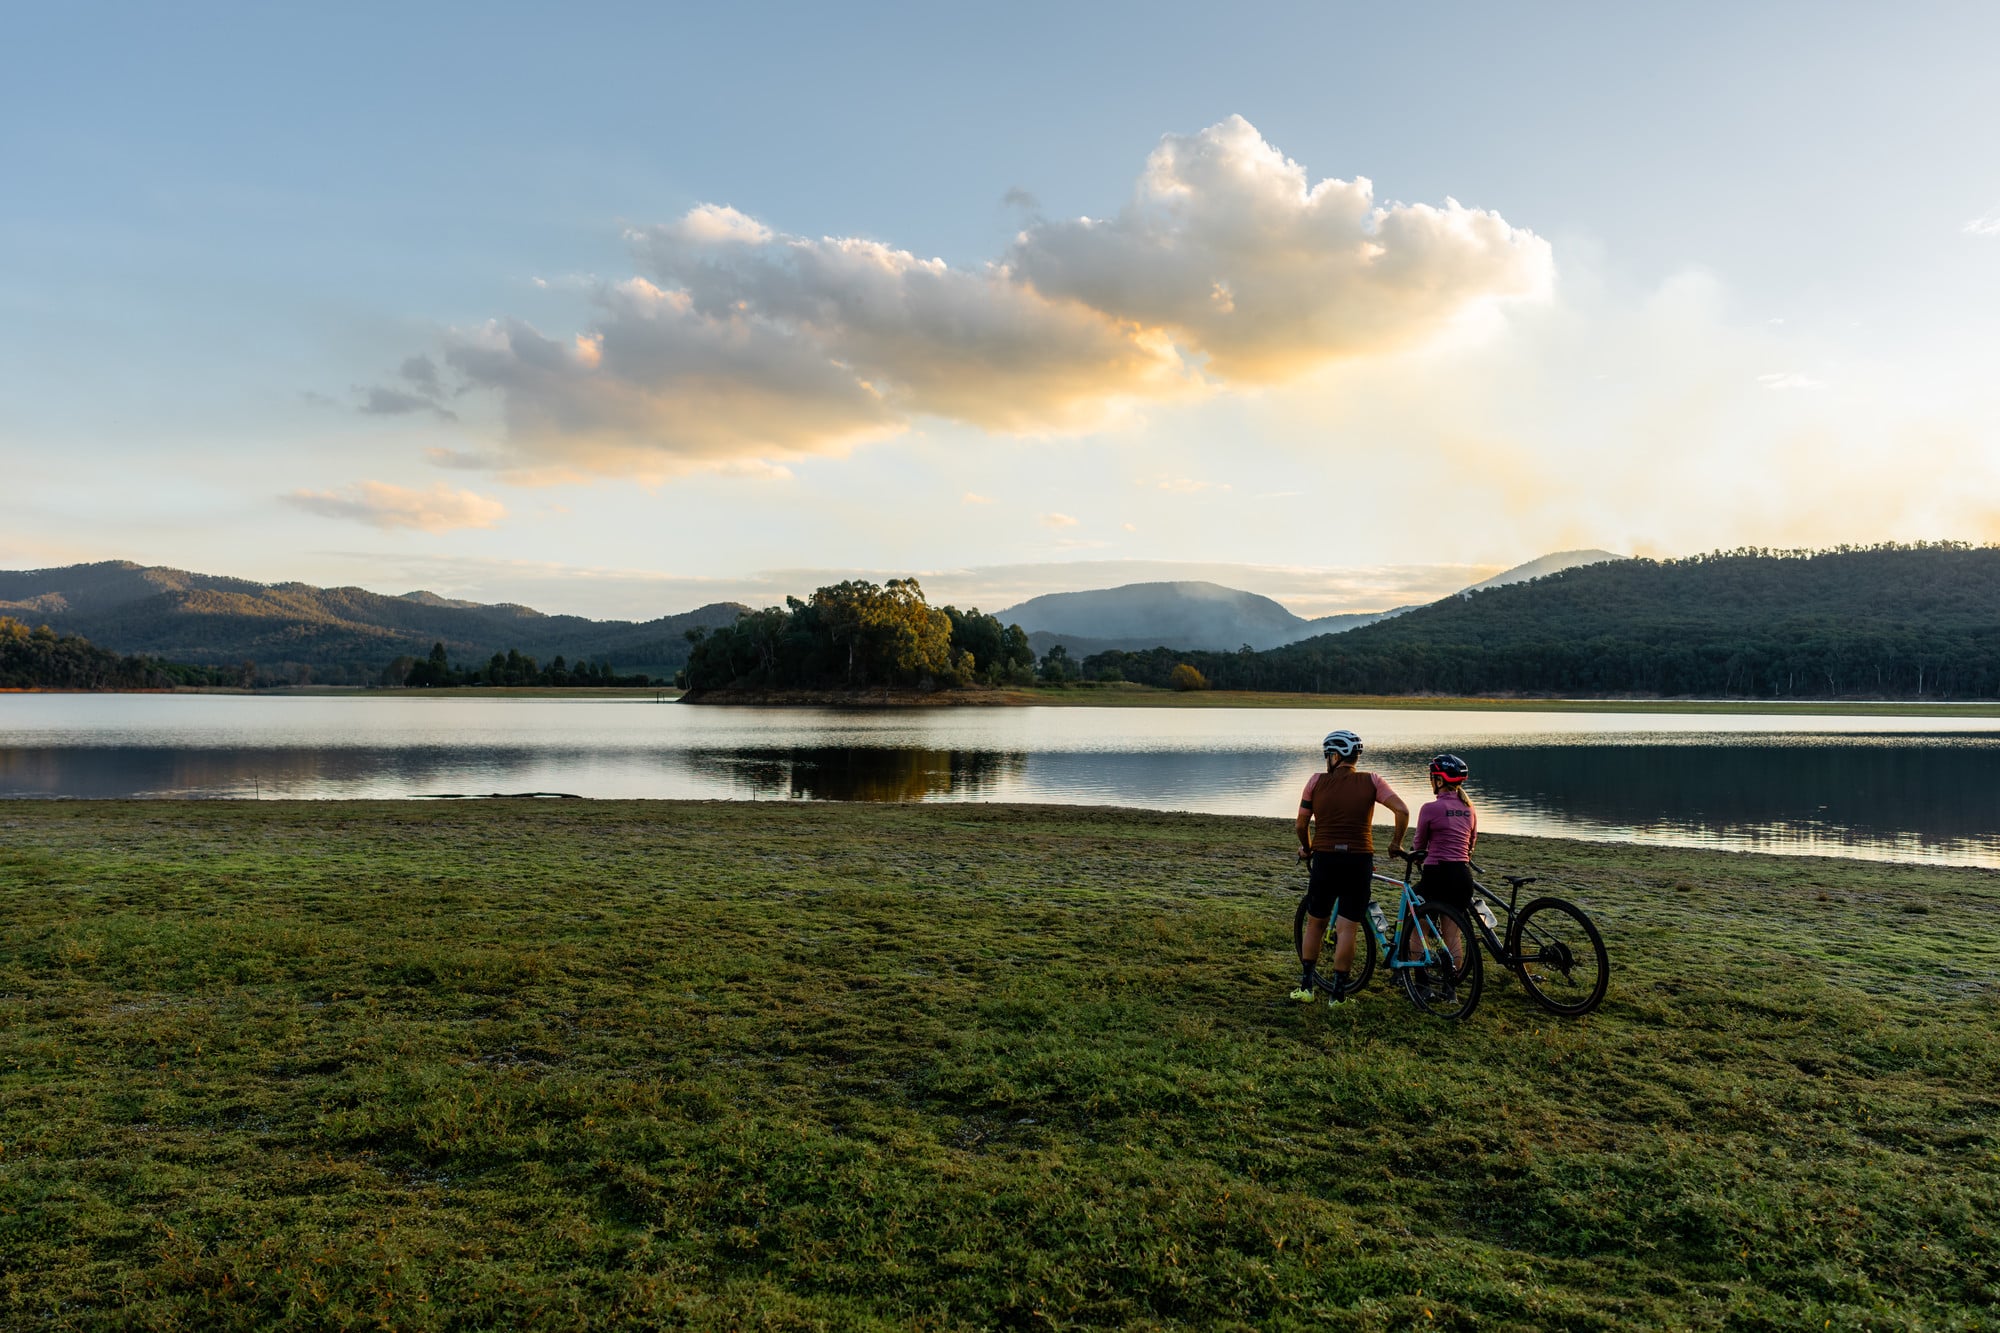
[1170,663,1209,691]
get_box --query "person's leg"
[1331,914,1359,973]
[1301,913,1330,963]
[1422,863,1472,967]
[1293,857,1335,1001]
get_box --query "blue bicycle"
[1293,851,1484,1020]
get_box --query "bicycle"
[1291,852,1483,1020]
[1449,863,1610,1016]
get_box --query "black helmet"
[1428,753,1469,784]
[1322,729,1363,760]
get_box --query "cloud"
[423,446,508,471]
[1757,371,1825,391]
[1040,512,1079,527]
[354,354,459,420]
[1155,476,1209,493]
[1964,208,2000,237]
[357,386,457,420]
[1009,115,1553,381]
[283,481,507,532]
[962,492,994,505]
[397,117,1547,481]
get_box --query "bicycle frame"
[1362,864,1457,971]
[1463,865,1536,967]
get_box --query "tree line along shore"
[8,544,2000,700]
[0,799,1993,1328]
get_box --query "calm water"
[3,694,1998,867]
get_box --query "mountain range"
[1002,550,1622,655]
[0,549,1622,683]
[0,562,745,684]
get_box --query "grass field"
[2,801,1996,1330]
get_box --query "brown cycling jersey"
[1301,767,1394,853]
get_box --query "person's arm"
[1410,801,1432,861]
[1296,776,1316,859]
[1375,777,1411,855]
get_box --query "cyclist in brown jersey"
[1292,729,1410,1002]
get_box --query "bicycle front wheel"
[1509,897,1609,1016]
[1400,902,1483,1020]
[1294,895,1376,996]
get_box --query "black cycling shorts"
[1418,860,1474,914]
[1306,851,1374,923]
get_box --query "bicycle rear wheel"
[1509,897,1609,1016]
[1399,902,1483,1020]
[1294,895,1376,996]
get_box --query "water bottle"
[1474,900,1499,932]
[1368,902,1390,941]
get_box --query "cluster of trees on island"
[679,579,1042,690]
[1,617,257,690]
[392,643,658,689]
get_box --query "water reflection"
[687,747,1026,802]
[3,695,1998,867]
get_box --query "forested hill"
[1084,546,2000,699]
[1,618,250,690]
[0,561,746,684]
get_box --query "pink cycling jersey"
[1412,790,1477,864]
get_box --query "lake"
[3,694,1997,867]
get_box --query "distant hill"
[1001,581,1414,654]
[1079,546,2000,699]
[1461,549,1624,593]
[1000,552,1621,655]
[0,561,746,684]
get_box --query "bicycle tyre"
[1294,894,1376,996]
[1400,902,1483,1020]
[1508,896,1609,1016]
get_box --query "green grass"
[1,801,1996,1330]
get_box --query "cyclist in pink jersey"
[1411,753,1478,957]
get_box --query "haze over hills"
[0,562,745,683]
[1003,550,1624,654]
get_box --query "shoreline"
[9,682,2000,716]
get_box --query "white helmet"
[1322,729,1363,760]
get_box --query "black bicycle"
[1450,860,1609,1016]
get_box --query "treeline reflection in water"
[2,730,1996,867]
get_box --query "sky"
[4,1,1997,620]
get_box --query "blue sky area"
[4,2,1997,617]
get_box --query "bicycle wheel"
[1294,894,1376,995]
[1400,902,1483,1020]
[1508,896,1609,1016]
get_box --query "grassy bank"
[2,802,1996,1329]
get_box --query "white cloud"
[1757,371,1825,391]
[1009,115,1553,381]
[1963,208,2000,237]
[397,116,1547,481]
[1155,476,1209,493]
[282,481,508,532]
[1040,512,1079,527]
[961,491,995,505]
